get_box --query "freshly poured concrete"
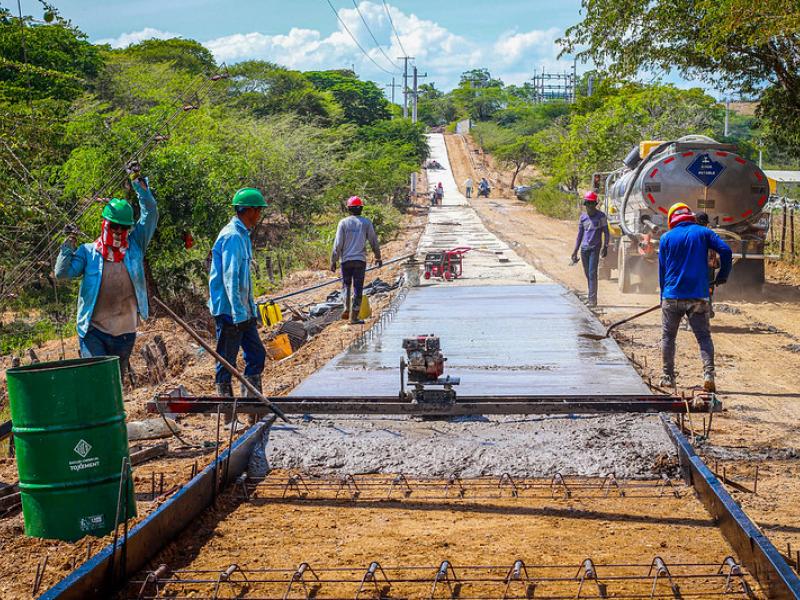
[267,134,672,478]
[292,284,649,397]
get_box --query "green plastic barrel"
[7,356,136,541]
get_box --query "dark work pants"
[214,314,266,384]
[661,299,714,377]
[341,260,367,314]
[580,246,600,305]
[79,326,136,380]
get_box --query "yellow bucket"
[259,302,283,327]
[358,295,371,320]
[266,333,292,361]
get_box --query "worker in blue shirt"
[55,172,158,381]
[659,203,732,392]
[208,188,268,426]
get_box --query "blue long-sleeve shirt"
[658,222,732,300]
[55,179,158,338]
[207,216,257,323]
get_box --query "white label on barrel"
[69,438,100,472]
[80,514,106,532]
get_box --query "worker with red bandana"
[55,173,159,379]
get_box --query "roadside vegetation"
[0,6,427,353]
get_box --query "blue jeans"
[661,299,714,377]
[79,327,136,378]
[214,314,266,384]
[580,246,600,305]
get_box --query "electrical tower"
[531,62,577,103]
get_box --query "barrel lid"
[6,356,119,376]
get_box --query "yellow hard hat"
[667,202,694,229]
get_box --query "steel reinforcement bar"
[37,418,271,600]
[661,414,800,599]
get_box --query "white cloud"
[96,27,181,49]
[95,3,573,91]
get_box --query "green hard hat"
[231,187,268,208]
[101,198,135,227]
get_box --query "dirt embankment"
[0,201,429,598]
[445,132,800,560]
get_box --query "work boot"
[342,289,351,320]
[349,300,365,325]
[659,373,676,389]
[703,373,716,393]
[240,375,263,425]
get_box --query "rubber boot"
[703,372,716,393]
[349,296,365,325]
[240,374,263,425]
[659,373,676,389]
[342,288,351,321]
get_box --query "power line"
[351,0,401,72]
[381,0,407,57]
[323,0,396,76]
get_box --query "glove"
[714,277,727,286]
[63,224,78,249]
[570,253,578,265]
[600,246,608,258]
[330,261,337,273]
[376,259,383,268]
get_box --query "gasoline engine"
[400,335,459,403]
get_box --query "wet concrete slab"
[292,284,650,397]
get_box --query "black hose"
[618,141,676,239]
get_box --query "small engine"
[402,335,445,383]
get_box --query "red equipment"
[423,247,471,281]
[347,196,363,208]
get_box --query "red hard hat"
[583,191,598,203]
[347,196,363,208]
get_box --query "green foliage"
[494,137,538,188]
[560,0,800,159]
[525,183,581,221]
[306,70,391,125]
[113,38,216,73]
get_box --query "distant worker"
[570,191,609,307]
[55,171,158,380]
[436,182,444,203]
[208,188,268,425]
[659,203,732,392]
[478,178,490,198]
[464,177,473,198]
[331,196,382,325]
[695,211,721,318]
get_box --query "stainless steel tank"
[609,136,769,234]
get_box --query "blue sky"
[16,1,702,93]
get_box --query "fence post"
[791,207,796,260]
[781,204,788,257]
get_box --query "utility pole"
[385,77,401,105]
[398,55,413,118]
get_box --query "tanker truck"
[597,135,772,293]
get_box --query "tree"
[494,137,538,188]
[115,38,216,73]
[305,70,390,125]
[560,0,800,155]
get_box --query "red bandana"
[96,219,129,262]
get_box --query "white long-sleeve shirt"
[331,215,381,264]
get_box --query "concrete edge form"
[37,419,269,600]
[661,414,800,599]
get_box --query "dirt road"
[444,133,800,560]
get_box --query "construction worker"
[659,203,732,392]
[55,174,158,380]
[208,188,268,423]
[478,178,490,198]
[331,196,382,325]
[464,177,473,198]
[571,191,609,307]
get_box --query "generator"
[400,335,459,404]
[596,135,771,293]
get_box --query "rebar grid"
[127,557,754,599]
[240,473,685,503]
